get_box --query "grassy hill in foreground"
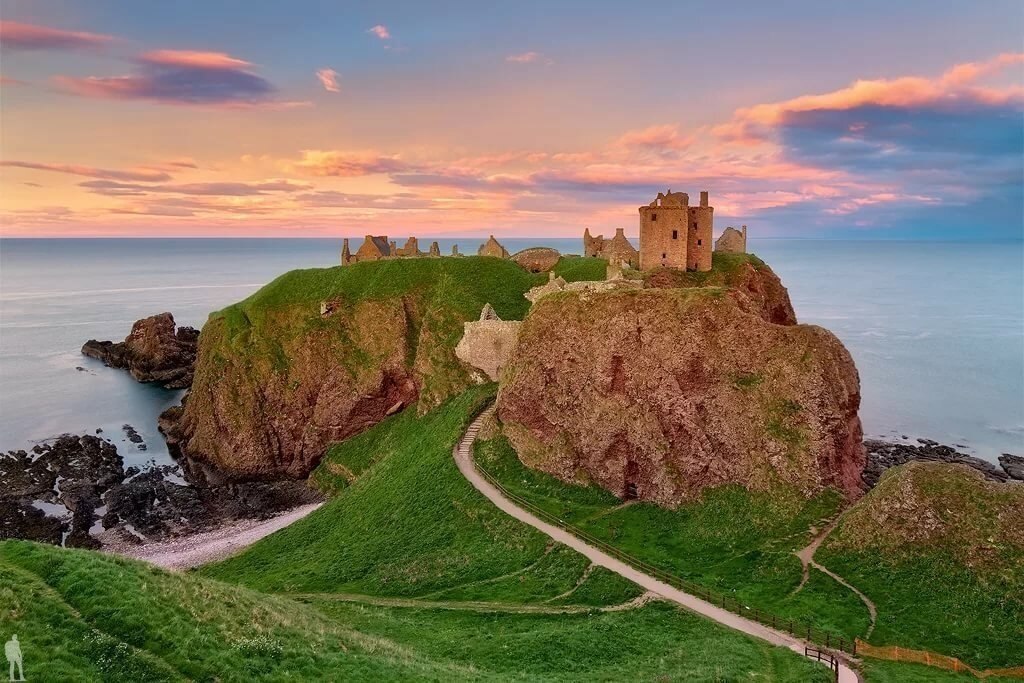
[0,383,832,681]
[0,540,833,682]
[819,462,1024,669]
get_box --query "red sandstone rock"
[496,288,865,507]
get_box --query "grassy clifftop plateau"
[170,255,610,480]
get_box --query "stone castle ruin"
[639,190,713,271]
[341,235,452,265]
[715,225,747,254]
[583,228,639,268]
[583,190,747,273]
[454,303,523,381]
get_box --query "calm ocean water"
[0,238,1021,466]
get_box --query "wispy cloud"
[1,160,171,182]
[368,25,391,40]
[292,150,410,176]
[0,21,114,52]
[316,68,341,93]
[79,179,312,196]
[506,51,552,65]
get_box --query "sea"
[0,238,1021,469]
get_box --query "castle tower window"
[651,213,657,221]
[672,230,678,240]
[697,239,702,245]
[692,221,697,229]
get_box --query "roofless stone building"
[638,190,713,271]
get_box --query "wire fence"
[467,435,858,657]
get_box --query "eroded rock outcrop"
[644,256,796,325]
[167,298,419,479]
[497,288,864,507]
[82,312,199,389]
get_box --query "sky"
[0,0,1022,239]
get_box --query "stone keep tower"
[638,190,713,271]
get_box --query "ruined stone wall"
[454,320,523,381]
[715,226,747,254]
[639,205,688,270]
[686,206,713,272]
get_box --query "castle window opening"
[697,239,702,246]
[672,230,678,240]
[651,213,657,221]
[662,253,666,259]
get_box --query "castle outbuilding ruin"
[342,235,458,265]
[715,225,747,254]
[478,235,511,259]
[639,190,713,271]
[584,228,639,268]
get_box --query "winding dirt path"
[104,503,323,570]
[795,522,878,638]
[455,405,860,683]
[291,590,657,614]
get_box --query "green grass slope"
[1,540,831,682]
[202,386,639,604]
[474,435,872,641]
[818,462,1024,669]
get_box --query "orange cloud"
[1,160,172,182]
[293,150,409,176]
[615,124,693,150]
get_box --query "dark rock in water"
[864,439,1009,488]
[999,454,1024,481]
[122,424,145,444]
[0,434,123,548]
[2,427,323,549]
[82,312,199,389]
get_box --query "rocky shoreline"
[0,433,322,550]
[864,438,1022,488]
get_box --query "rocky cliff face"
[164,258,540,480]
[167,298,419,479]
[644,255,797,325]
[82,312,199,389]
[497,288,864,507]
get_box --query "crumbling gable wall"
[715,226,747,254]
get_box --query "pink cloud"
[0,21,114,51]
[716,52,1024,143]
[1,160,171,182]
[138,50,253,70]
[52,48,303,108]
[368,25,391,40]
[506,51,553,65]
[316,68,341,93]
